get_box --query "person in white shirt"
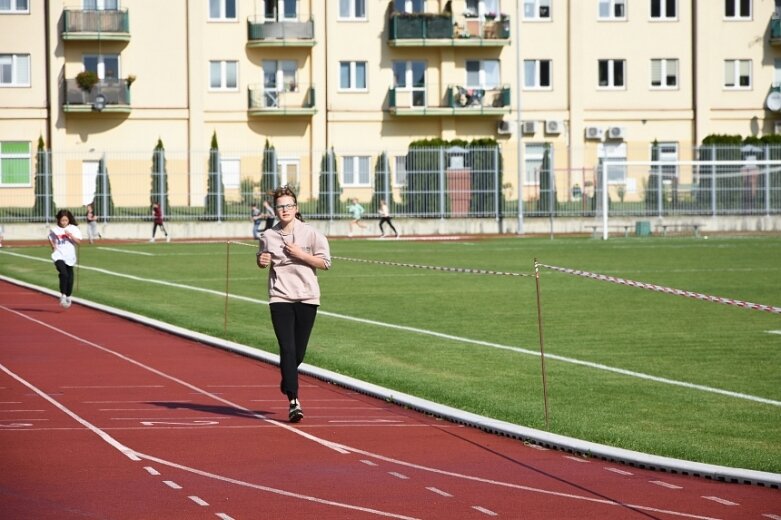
[48,209,82,309]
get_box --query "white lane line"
[426,487,452,498]
[768,330,781,335]
[360,460,378,467]
[651,480,683,490]
[144,466,160,476]
[3,251,777,407]
[97,247,154,256]
[564,455,590,463]
[329,419,404,424]
[61,385,164,389]
[0,401,22,404]
[472,505,498,516]
[526,443,549,451]
[86,400,192,404]
[163,480,182,490]
[762,514,781,519]
[0,409,45,412]
[605,467,634,476]
[189,496,209,506]
[388,472,409,480]
[215,514,236,520]
[702,496,738,506]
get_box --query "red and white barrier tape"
[539,264,781,314]
[333,256,531,277]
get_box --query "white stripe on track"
[1,250,778,407]
[96,247,154,256]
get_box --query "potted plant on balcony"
[76,70,99,92]
[125,74,136,88]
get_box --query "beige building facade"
[1,0,779,210]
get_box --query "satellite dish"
[766,91,781,112]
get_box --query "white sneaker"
[59,295,67,308]
[149,238,155,243]
[63,297,72,309]
[166,235,171,243]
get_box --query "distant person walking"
[150,202,170,243]
[261,200,276,233]
[256,186,331,423]
[48,209,82,309]
[251,203,262,240]
[378,199,399,238]
[347,198,366,237]
[86,203,100,244]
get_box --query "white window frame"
[465,0,500,19]
[598,59,625,89]
[523,0,551,20]
[83,0,119,9]
[598,0,626,20]
[264,0,297,21]
[724,59,751,89]
[0,54,30,87]
[724,0,751,20]
[523,59,551,90]
[208,0,237,21]
[394,155,408,187]
[466,59,500,89]
[339,0,366,20]
[598,142,628,184]
[395,0,425,14]
[652,142,679,178]
[209,60,238,91]
[393,60,426,107]
[650,58,678,89]
[0,141,32,187]
[339,61,367,91]
[83,54,120,81]
[220,157,240,189]
[650,0,676,20]
[0,0,29,13]
[342,156,371,186]
[524,143,546,185]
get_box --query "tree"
[537,144,557,215]
[260,139,278,196]
[316,148,341,217]
[31,136,56,221]
[371,152,394,212]
[150,138,170,213]
[469,138,504,216]
[205,131,225,220]
[93,155,115,220]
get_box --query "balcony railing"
[62,9,130,41]
[63,78,131,113]
[388,85,511,116]
[771,16,781,46]
[247,16,315,47]
[248,82,316,115]
[387,11,510,47]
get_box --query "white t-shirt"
[49,224,82,266]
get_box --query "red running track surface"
[0,280,779,519]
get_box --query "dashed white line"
[426,487,452,497]
[564,455,590,463]
[97,247,154,256]
[189,496,209,506]
[215,514,235,520]
[605,467,634,476]
[163,480,182,490]
[472,505,498,516]
[0,409,44,412]
[762,514,781,519]
[360,460,378,467]
[702,496,738,506]
[651,480,683,489]
[144,466,160,476]
[388,472,409,480]
[526,443,549,451]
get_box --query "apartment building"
[0,0,777,210]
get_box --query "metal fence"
[2,146,780,224]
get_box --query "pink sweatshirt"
[260,221,331,305]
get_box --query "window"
[221,158,240,189]
[265,0,296,21]
[466,60,500,89]
[209,0,236,20]
[394,155,407,186]
[262,60,296,106]
[209,60,238,90]
[524,144,546,185]
[393,60,426,106]
[466,0,500,18]
[0,54,30,87]
[342,156,370,186]
[83,0,119,9]
[598,142,627,184]
[651,142,679,178]
[651,58,678,88]
[598,59,625,88]
[524,60,551,89]
[339,61,367,90]
[0,0,29,12]
[725,0,751,19]
[650,0,676,19]
[523,0,551,19]
[724,59,751,89]
[83,54,119,81]
[394,0,424,13]
[0,141,31,186]
[598,0,626,19]
[339,0,366,19]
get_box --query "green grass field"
[1,234,780,473]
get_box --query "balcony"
[771,16,781,46]
[63,78,131,113]
[388,85,511,116]
[387,12,510,47]
[248,83,315,116]
[247,16,315,47]
[62,9,130,42]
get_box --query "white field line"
[95,247,154,256]
[1,250,778,407]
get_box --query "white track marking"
[189,496,209,506]
[762,514,781,519]
[361,460,378,467]
[426,487,453,497]
[388,472,409,480]
[215,514,235,520]
[96,247,154,256]
[768,330,781,335]
[2,252,778,406]
[0,409,44,412]
[144,466,160,476]
[651,480,683,489]
[605,467,634,476]
[472,506,498,516]
[702,496,738,506]
[163,480,182,489]
[564,456,590,463]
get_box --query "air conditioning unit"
[545,120,563,135]
[775,121,781,134]
[521,120,537,135]
[608,126,626,139]
[496,120,512,135]
[584,126,603,140]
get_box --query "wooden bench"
[655,223,703,238]
[585,224,633,238]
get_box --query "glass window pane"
[210,61,221,88]
[226,0,236,19]
[226,62,237,88]
[392,62,406,87]
[466,61,480,86]
[1,158,30,184]
[1,141,29,154]
[283,0,296,18]
[614,61,624,86]
[0,58,11,84]
[16,55,29,84]
[412,61,425,87]
[0,0,11,10]
[356,62,366,89]
[340,62,350,88]
[339,0,350,17]
[666,0,676,17]
[359,157,370,184]
[356,0,365,17]
[524,60,535,87]
[209,0,220,18]
[724,60,734,86]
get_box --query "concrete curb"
[4,274,779,489]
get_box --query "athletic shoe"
[63,297,72,309]
[166,235,171,243]
[59,295,67,307]
[149,238,155,243]
[288,401,303,423]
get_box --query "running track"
[1,280,779,519]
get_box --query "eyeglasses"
[275,203,297,211]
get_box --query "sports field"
[1,234,779,474]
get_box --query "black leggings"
[152,223,167,237]
[54,260,75,297]
[379,217,397,235]
[269,302,318,401]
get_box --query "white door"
[82,160,99,205]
